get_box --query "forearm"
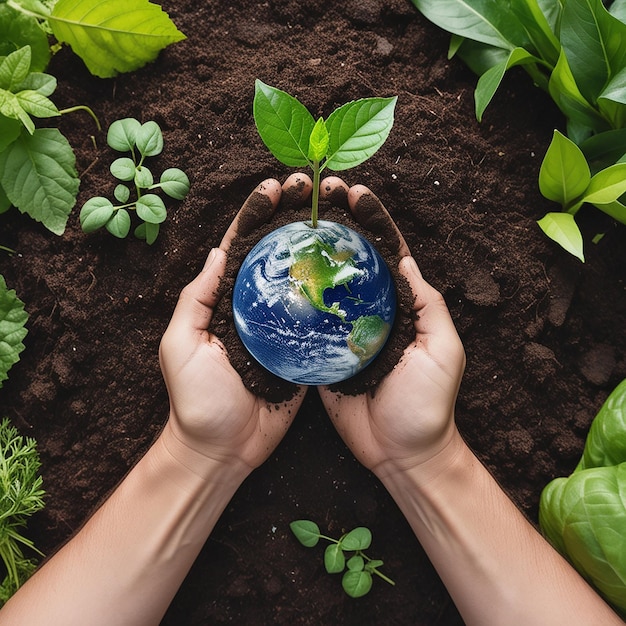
[378,430,623,626]
[0,421,248,626]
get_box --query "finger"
[219,178,282,252]
[167,247,227,335]
[280,172,313,210]
[348,185,410,257]
[319,176,349,208]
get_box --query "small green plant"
[0,417,45,605]
[410,0,626,261]
[289,520,395,598]
[0,275,28,389]
[253,80,397,228]
[79,118,190,244]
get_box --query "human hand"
[159,175,311,476]
[317,177,466,480]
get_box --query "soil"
[1,1,625,624]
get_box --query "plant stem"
[0,245,16,255]
[371,568,395,586]
[311,160,321,228]
[58,106,102,131]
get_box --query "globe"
[232,220,396,385]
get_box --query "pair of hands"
[159,174,466,483]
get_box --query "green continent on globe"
[289,237,362,315]
[347,315,391,363]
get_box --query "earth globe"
[232,220,396,385]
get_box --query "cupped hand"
[159,174,311,473]
[317,177,466,479]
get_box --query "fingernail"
[203,248,218,270]
[404,255,422,278]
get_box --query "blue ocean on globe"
[232,220,396,385]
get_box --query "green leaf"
[324,543,346,574]
[340,527,372,551]
[0,6,50,73]
[135,193,166,224]
[17,72,57,98]
[0,128,79,235]
[342,570,372,598]
[110,157,136,181]
[324,97,397,171]
[0,186,10,214]
[158,168,190,200]
[79,196,114,232]
[134,164,154,188]
[308,117,329,162]
[289,520,321,547]
[0,47,31,92]
[15,90,59,119]
[114,184,130,203]
[537,212,585,262]
[508,0,561,65]
[0,115,22,152]
[539,130,590,207]
[135,120,163,157]
[0,90,34,133]
[596,199,626,225]
[580,129,626,173]
[134,221,159,244]
[346,555,365,571]
[475,47,539,121]
[409,0,530,51]
[105,208,131,238]
[581,163,626,205]
[48,0,186,78]
[253,79,316,167]
[0,276,28,388]
[107,117,141,152]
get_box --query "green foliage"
[0,417,45,605]
[289,519,395,598]
[6,0,185,78]
[410,0,626,261]
[0,276,28,389]
[80,118,190,244]
[253,80,397,227]
[539,379,626,616]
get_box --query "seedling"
[79,118,190,244]
[253,80,397,227]
[0,417,45,605]
[290,520,395,598]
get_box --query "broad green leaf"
[324,97,397,171]
[17,72,57,97]
[0,46,31,92]
[596,200,626,225]
[289,520,321,547]
[340,527,372,551]
[610,0,626,22]
[597,97,626,131]
[0,115,22,151]
[599,66,626,106]
[0,5,50,72]
[537,212,585,262]
[539,130,590,207]
[347,555,365,571]
[135,120,163,157]
[548,49,609,134]
[48,0,186,78]
[79,196,114,232]
[106,208,131,238]
[134,221,159,244]
[324,543,345,574]
[580,129,626,173]
[158,168,190,200]
[110,157,136,181]
[0,275,28,388]
[475,47,539,121]
[114,184,130,203]
[16,90,59,119]
[253,80,316,167]
[107,117,141,152]
[136,193,166,224]
[581,163,626,205]
[509,0,561,65]
[342,570,372,598]
[308,117,329,162]
[0,128,79,235]
[0,90,34,133]
[134,164,154,188]
[456,38,510,76]
[410,0,530,51]
[560,0,626,105]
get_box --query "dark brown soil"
[2,1,625,624]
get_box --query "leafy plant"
[6,0,186,78]
[79,118,190,244]
[0,275,28,389]
[290,520,395,598]
[539,378,626,616]
[409,0,626,261]
[0,45,99,234]
[253,80,397,227]
[0,417,45,605]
